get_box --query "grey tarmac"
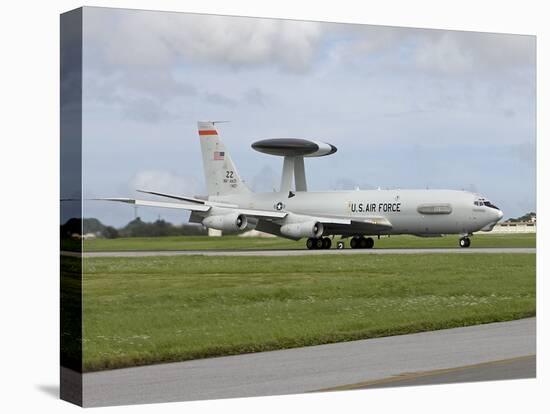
[66,247,535,258]
[320,355,536,391]
[81,317,535,407]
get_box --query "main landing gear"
[306,237,332,250]
[306,236,375,250]
[459,236,471,248]
[350,236,375,249]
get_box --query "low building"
[207,228,223,237]
[239,229,277,238]
[489,221,536,234]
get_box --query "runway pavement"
[81,317,535,407]
[326,355,536,390]
[67,247,536,258]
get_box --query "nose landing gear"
[459,237,471,248]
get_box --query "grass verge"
[83,253,535,371]
[82,233,536,252]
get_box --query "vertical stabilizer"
[198,121,251,196]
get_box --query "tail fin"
[198,121,251,196]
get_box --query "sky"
[81,7,536,227]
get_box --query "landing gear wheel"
[337,241,345,249]
[365,237,374,249]
[306,238,315,250]
[350,237,359,249]
[322,237,332,249]
[315,238,324,249]
[359,237,368,249]
[459,237,471,248]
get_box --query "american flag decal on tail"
[213,151,225,160]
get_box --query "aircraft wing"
[136,189,239,208]
[136,190,207,204]
[93,198,391,233]
[293,215,391,228]
[255,215,392,239]
[94,198,211,212]
[94,198,287,219]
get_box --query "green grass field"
[82,233,536,252]
[82,253,535,371]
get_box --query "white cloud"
[413,31,535,75]
[129,170,202,196]
[83,9,323,122]
[324,24,534,76]
[205,92,237,107]
[80,9,535,223]
[85,8,322,73]
[415,33,475,74]
[83,67,197,122]
[250,165,278,192]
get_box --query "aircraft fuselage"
[211,189,503,236]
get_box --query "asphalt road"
[81,318,535,407]
[67,247,536,258]
[321,355,536,391]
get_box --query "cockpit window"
[474,198,499,210]
[483,201,500,210]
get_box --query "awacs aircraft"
[100,121,504,250]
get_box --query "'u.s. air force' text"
[349,202,402,213]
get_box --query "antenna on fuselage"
[251,138,337,195]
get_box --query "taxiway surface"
[67,247,536,258]
[81,317,535,407]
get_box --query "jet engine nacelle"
[202,212,247,232]
[280,221,324,239]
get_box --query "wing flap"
[312,216,351,225]
[294,216,391,228]
[353,216,393,229]
[237,208,287,219]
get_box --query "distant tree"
[82,218,105,234]
[102,226,119,239]
[60,218,82,237]
[119,217,149,237]
[118,217,207,237]
[62,217,208,239]
[507,212,536,223]
[61,217,120,239]
[181,223,208,236]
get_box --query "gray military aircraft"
[101,121,503,250]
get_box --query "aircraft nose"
[497,210,504,220]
